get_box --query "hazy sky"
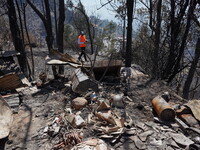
[80,0,117,21]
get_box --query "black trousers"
[78,47,87,61]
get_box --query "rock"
[72,97,88,110]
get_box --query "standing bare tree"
[152,0,162,78]
[27,0,54,51]
[7,0,29,77]
[183,38,200,99]
[27,0,66,78]
[125,0,134,67]
[57,0,65,74]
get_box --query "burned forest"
[1,0,200,150]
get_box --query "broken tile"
[149,138,163,146]
[134,121,146,131]
[138,130,154,142]
[73,115,86,127]
[169,132,194,147]
[125,128,137,135]
[129,135,146,149]
[95,110,115,125]
[97,101,111,111]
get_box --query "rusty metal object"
[152,96,175,121]
[185,100,200,121]
[0,98,13,139]
[84,60,123,80]
[0,73,25,92]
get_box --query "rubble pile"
[1,63,200,150]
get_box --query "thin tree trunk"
[54,0,58,48]
[16,0,33,80]
[183,38,200,99]
[27,0,57,78]
[7,0,28,76]
[162,0,189,80]
[168,0,197,82]
[23,2,35,80]
[15,0,25,46]
[122,16,126,58]
[152,0,162,78]
[125,0,134,67]
[57,0,65,74]
[44,0,53,50]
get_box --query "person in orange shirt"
[78,31,87,61]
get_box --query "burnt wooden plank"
[0,73,25,92]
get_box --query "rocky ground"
[2,48,200,150]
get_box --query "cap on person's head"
[81,31,84,35]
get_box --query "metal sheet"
[185,100,200,121]
[0,73,25,92]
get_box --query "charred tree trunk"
[183,38,200,99]
[44,0,53,50]
[152,0,162,78]
[149,0,153,32]
[54,0,58,48]
[162,0,189,81]
[27,0,57,78]
[23,2,35,80]
[168,0,197,82]
[7,0,28,76]
[57,0,65,74]
[125,0,134,67]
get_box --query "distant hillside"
[24,1,122,47]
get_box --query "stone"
[71,97,88,110]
